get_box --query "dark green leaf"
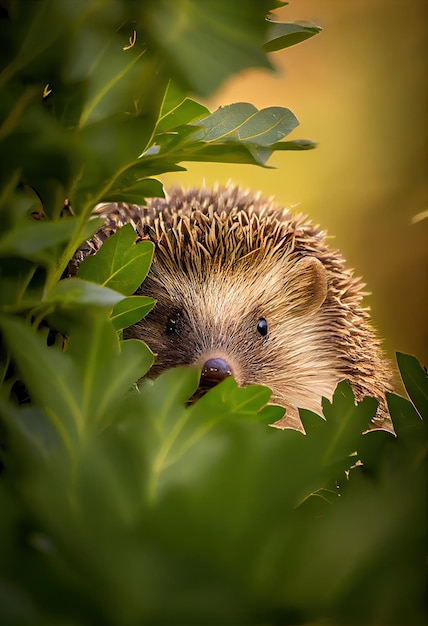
[0,219,78,264]
[141,0,273,96]
[386,392,428,467]
[105,175,165,206]
[396,352,428,419]
[0,314,81,448]
[0,259,41,309]
[77,225,154,295]
[272,138,318,150]
[264,21,322,53]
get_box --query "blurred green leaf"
[0,259,41,309]
[0,314,82,449]
[0,219,78,264]
[77,225,154,295]
[141,0,274,96]
[264,21,322,53]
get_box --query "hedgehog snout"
[199,357,233,390]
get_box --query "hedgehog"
[71,185,393,431]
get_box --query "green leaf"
[0,219,79,264]
[141,0,273,96]
[295,381,378,490]
[104,174,164,206]
[385,391,427,471]
[192,103,299,146]
[272,138,317,150]
[111,296,155,331]
[156,97,209,134]
[45,277,125,310]
[77,225,154,295]
[264,21,322,53]
[0,314,82,449]
[0,259,41,310]
[396,352,428,419]
[138,369,275,501]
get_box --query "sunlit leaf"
[192,103,299,146]
[77,225,154,295]
[155,97,209,133]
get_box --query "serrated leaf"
[294,382,378,488]
[111,296,155,331]
[77,224,154,295]
[396,352,428,419]
[264,21,322,53]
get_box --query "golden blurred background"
[161,0,428,373]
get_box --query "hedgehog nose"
[200,358,233,388]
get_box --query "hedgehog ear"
[285,256,327,317]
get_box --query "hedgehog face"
[88,186,392,431]
[127,249,340,426]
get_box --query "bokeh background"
[162,0,428,376]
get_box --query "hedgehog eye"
[166,316,179,336]
[257,318,268,337]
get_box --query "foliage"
[0,1,426,625]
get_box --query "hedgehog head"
[117,186,377,428]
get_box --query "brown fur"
[72,185,393,431]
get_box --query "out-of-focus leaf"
[0,259,41,309]
[298,382,378,479]
[396,351,428,419]
[111,295,155,331]
[141,0,274,96]
[264,21,322,53]
[77,225,154,295]
[385,392,428,468]
[0,314,82,449]
[0,219,78,264]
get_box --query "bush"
[0,2,426,624]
